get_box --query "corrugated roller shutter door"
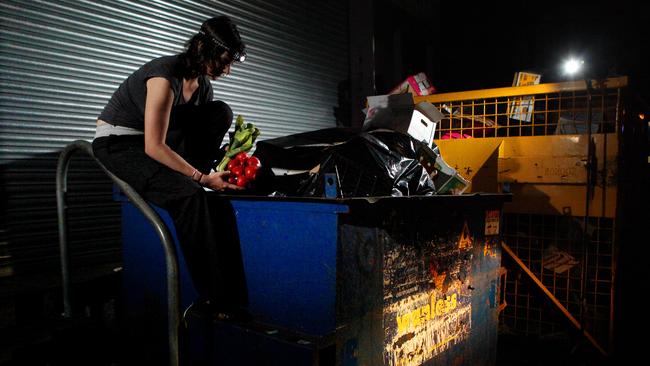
[0,0,349,275]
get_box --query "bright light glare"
[563,58,584,75]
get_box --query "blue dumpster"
[121,193,509,365]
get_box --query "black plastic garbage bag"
[365,130,435,196]
[253,127,359,170]
[250,128,358,196]
[253,128,435,197]
[303,130,435,197]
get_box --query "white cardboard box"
[362,93,443,148]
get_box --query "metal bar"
[513,215,519,329]
[544,94,549,135]
[502,242,607,356]
[414,76,628,104]
[609,218,617,354]
[471,100,475,136]
[56,144,73,319]
[460,101,465,136]
[56,140,180,366]
[581,81,595,334]
[504,97,508,137]
[609,88,623,353]
[597,220,603,312]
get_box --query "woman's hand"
[200,171,243,191]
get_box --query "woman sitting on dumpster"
[92,15,249,320]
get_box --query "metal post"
[56,140,181,366]
[581,79,595,339]
[56,144,75,319]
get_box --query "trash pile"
[254,129,435,197]
[238,72,470,197]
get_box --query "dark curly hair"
[179,15,246,79]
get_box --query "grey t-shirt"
[98,55,213,130]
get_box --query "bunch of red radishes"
[226,152,261,188]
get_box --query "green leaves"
[215,115,261,171]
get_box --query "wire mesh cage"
[414,76,629,355]
[499,213,614,350]
[424,80,622,139]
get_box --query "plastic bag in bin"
[296,152,394,197]
[251,128,359,196]
[253,127,358,170]
[252,128,471,197]
[297,130,436,197]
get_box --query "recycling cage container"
[411,76,647,354]
[121,193,510,365]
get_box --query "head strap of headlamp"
[199,29,246,63]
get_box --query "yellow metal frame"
[414,77,625,139]
[435,134,618,218]
[417,76,628,356]
[415,76,625,218]
[414,76,627,104]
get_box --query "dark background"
[372,2,649,364]
[374,0,650,102]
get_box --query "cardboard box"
[389,72,436,96]
[362,93,444,148]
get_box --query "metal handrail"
[56,140,180,366]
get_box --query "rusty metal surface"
[382,222,475,365]
[336,197,507,365]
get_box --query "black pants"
[93,101,247,309]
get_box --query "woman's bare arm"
[143,77,241,190]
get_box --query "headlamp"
[199,30,246,63]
